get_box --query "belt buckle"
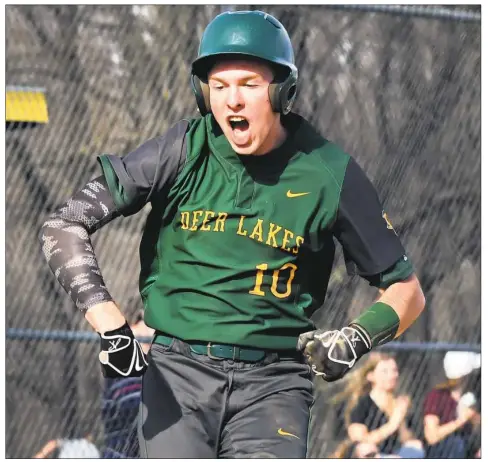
[206,342,223,360]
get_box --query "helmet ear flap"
[268,70,298,115]
[268,83,282,113]
[191,74,211,115]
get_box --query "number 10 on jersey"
[249,263,298,299]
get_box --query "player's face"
[368,359,399,392]
[208,60,286,156]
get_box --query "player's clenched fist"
[98,322,148,378]
[297,325,371,382]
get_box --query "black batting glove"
[98,322,148,378]
[297,324,371,382]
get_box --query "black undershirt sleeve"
[97,119,189,216]
[331,157,414,288]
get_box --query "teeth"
[229,117,246,122]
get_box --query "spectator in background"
[331,440,384,459]
[102,309,154,458]
[34,433,100,458]
[423,351,481,458]
[332,352,424,458]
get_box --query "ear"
[366,371,375,383]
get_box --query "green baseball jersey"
[98,113,413,350]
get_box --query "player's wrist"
[85,301,126,334]
[101,321,133,337]
[350,301,400,349]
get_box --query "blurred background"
[6,4,480,459]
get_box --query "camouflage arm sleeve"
[39,176,120,312]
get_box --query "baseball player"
[39,10,425,458]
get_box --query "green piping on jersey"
[366,256,414,289]
[98,155,128,214]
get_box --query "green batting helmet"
[191,10,298,115]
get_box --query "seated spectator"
[423,351,481,458]
[102,310,154,458]
[102,377,142,458]
[353,442,383,458]
[331,439,384,459]
[34,434,100,458]
[332,352,425,458]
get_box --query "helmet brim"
[192,52,297,82]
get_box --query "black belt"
[154,333,300,363]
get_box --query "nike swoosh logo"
[134,343,147,372]
[286,190,310,198]
[134,355,145,372]
[277,428,300,439]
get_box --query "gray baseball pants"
[138,337,314,458]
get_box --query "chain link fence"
[6,5,480,458]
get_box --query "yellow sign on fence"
[6,86,49,123]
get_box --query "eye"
[245,83,258,88]
[209,80,224,89]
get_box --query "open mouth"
[228,116,249,131]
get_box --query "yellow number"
[271,263,297,299]
[249,262,298,299]
[249,263,268,296]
